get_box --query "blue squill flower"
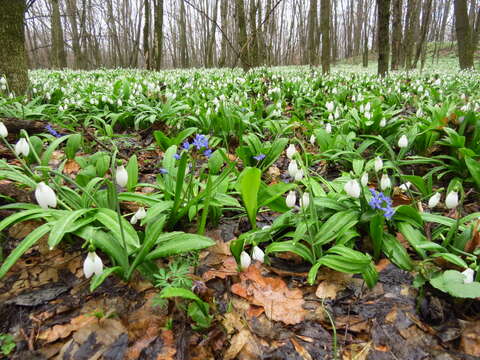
[193,134,209,150]
[173,153,181,160]
[253,154,266,161]
[45,124,61,138]
[369,188,395,219]
[203,149,212,158]
[159,168,168,174]
[182,141,190,150]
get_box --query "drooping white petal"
[428,193,441,208]
[445,191,459,209]
[286,191,296,208]
[399,182,412,192]
[0,122,8,137]
[286,144,297,159]
[288,160,299,178]
[116,165,128,187]
[325,123,332,134]
[398,135,408,148]
[240,251,252,270]
[294,169,304,182]
[309,135,316,145]
[344,180,361,198]
[130,214,138,225]
[35,182,57,210]
[374,157,383,172]
[135,207,146,220]
[15,138,29,156]
[462,268,475,284]
[380,174,391,190]
[83,252,104,278]
[361,173,369,187]
[252,246,265,263]
[379,118,387,128]
[300,192,310,208]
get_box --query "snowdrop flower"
[379,118,387,128]
[0,121,7,137]
[462,268,475,284]
[130,207,146,225]
[398,135,408,148]
[326,101,334,112]
[309,134,316,145]
[380,174,391,190]
[399,182,411,192]
[361,173,369,187]
[294,169,304,182]
[286,191,297,208]
[116,165,128,187]
[288,160,299,178]
[325,123,332,134]
[83,251,104,278]
[374,157,383,172]
[240,251,251,270]
[344,180,361,198]
[445,191,459,209]
[286,144,297,159]
[365,102,371,112]
[300,192,310,208]
[15,138,30,157]
[252,246,265,263]
[35,182,57,210]
[428,193,441,208]
[365,112,372,120]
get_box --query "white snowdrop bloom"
[0,121,8,137]
[130,207,147,224]
[344,180,361,198]
[380,174,391,190]
[325,123,332,134]
[326,101,334,112]
[445,191,459,209]
[365,102,371,112]
[365,112,372,120]
[398,135,408,148]
[286,144,297,159]
[261,225,271,230]
[288,160,299,178]
[374,157,383,172]
[294,169,304,182]
[83,252,104,278]
[399,182,412,192]
[300,192,310,209]
[15,138,29,156]
[252,246,265,263]
[462,268,475,284]
[428,193,441,208]
[35,182,57,210]
[361,173,369,187]
[286,191,297,208]
[116,165,128,187]
[240,251,251,270]
[379,118,387,128]
[309,134,316,145]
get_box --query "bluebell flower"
[45,124,61,138]
[192,134,209,150]
[369,188,395,219]
[159,168,168,174]
[173,153,181,160]
[253,154,266,161]
[182,141,190,151]
[203,149,212,158]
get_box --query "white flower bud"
[374,157,383,172]
[309,135,316,145]
[344,180,361,198]
[252,246,265,263]
[294,169,304,182]
[83,251,104,278]
[380,174,391,190]
[428,193,441,208]
[462,268,475,284]
[300,192,310,208]
[326,101,334,112]
[286,144,297,159]
[288,160,299,178]
[361,173,369,187]
[35,182,57,210]
[116,165,128,187]
[445,191,459,209]
[379,118,387,128]
[399,182,411,192]
[286,190,296,208]
[398,135,408,148]
[240,251,252,270]
[15,138,30,156]
[0,122,8,137]
[325,123,332,134]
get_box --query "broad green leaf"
[430,270,480,298]
[48,209,94,249]
[238,167,261,229]
[126,155,138,191]
[145,233,214,260]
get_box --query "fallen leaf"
[315,281,343,299]
[291,337,313,360]
[202,256,238,281]
[38,314,97,343]
[231,264,307,325]
[461,321,480,356]
[63,159,80,174]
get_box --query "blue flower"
[369,189,395,219]
[253,154,266,161]
[203,149,212,158]
[182,141,190,150]
[192,134,209,150]
[173,153,181,160]
[45,124,61,138]
[159,168,168,174]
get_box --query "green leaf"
[382,234,413,271]
[398,222,427,259]
[90,266,122,292]
[160,287,203,302]
[266,241,315,264]
[314,210,359,245]
[431,253,468,268]
[145,233,214,260]
[96,208,140,252]
[48,209,93,249]
[41,135,70,166]
[370,214,384,261]
[393,205,423,227]
[465,156,480,189]
[430,270,480,298]
[126,155,138,191]
[238,167,262,229]
[0,223,52,279]
[66,134,82,159]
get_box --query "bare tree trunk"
[321,0,331,73]
[179,0,188,68]
[154,0,164,70]
[377,0,391,76]
[218,0,228,67]
[414,0,433,68]
[206,0,218,67]
[354,0,364,56]
[66,0,85,69]
[404,0,420,69]
[308,0,318,65]
[235,0,249,71]
[454,0,474,69]
[0,0,28,95]
[391,0,403,70]
[249,0,258,67]
[51,0,67,68]
[144,0,151,69]
[439,0,451,42]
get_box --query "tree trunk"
[454,0,474,69]
[179,0,188,68]
[65,0,85,69]
[144,0,150,69]
[354,0,364,56]
[391,0,403,70]
[439,0,451,42]
[154,0,164,70]
[321,0,331,73]
[206,0,218,68]
[51,0,67,68]
[308,0,318,65]
[377,0,391,76]
[413,0,433,68]
[248,0,258,67]
[0,0,28,95]
[235,0,249,71]
[404,0,420,69]
[218,0,228,67]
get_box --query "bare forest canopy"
[24,0,480,71]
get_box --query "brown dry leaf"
[231,264,307,325]
[375,258,391,272]
[202,256,238,281]
[461,321,480,356]
[464,219,480,252]
[63,159,80,174]
[38,314,97,343]
[315,281,343,299]
[342,342,372,360]
[335,315,370,333]
[290,338,313,360]
[224,329,261,360]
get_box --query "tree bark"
[414,0,433,68]
[404,0,420,69]
[391,0,403,70]
[144,0,151,69]
[308,0,318,65]
[377,0,391,76]
[179,0,188,68]
[218,0,228,67]
[154,0,164,70]
[51,0,67,68]
[454,0,474,69]
[65,0,85,69]
[0,0,28,95]
[235,0,249,71]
